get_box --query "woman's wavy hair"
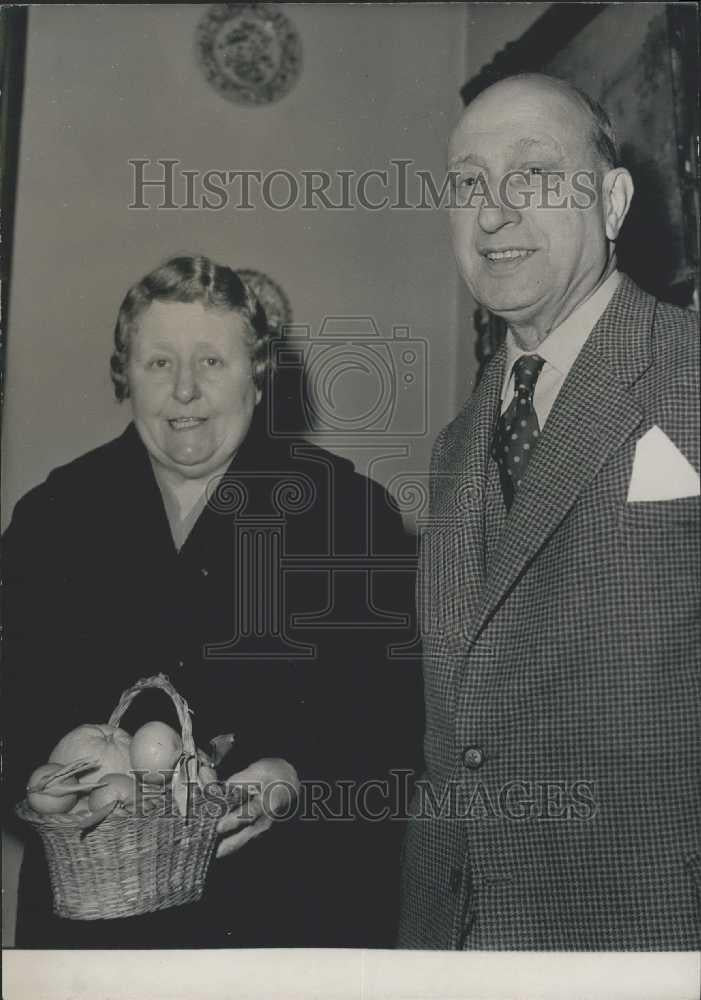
[110,255,271,402]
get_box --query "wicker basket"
[16,674,235,921]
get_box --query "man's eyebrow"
[447,152,487,171]
[448,137,566,171]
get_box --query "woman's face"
[127,301,262,484]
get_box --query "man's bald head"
[447,72,633,345]
[519,74,618,169]
[461,74,619,173]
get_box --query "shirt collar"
[503,269,622,385]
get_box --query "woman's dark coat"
[3,415,422,948]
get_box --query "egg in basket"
[16,674,239,920]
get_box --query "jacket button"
[461,746,484,769]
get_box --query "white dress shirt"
[500,270,622,426]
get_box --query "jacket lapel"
[117,423,180,565]
[466,275,654,647]
[427,349,504,655]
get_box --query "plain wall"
[2,3,467,530]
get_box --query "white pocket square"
[627,425,700,502]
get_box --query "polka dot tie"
[492,354,546,510]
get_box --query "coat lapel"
[117,423,180,565]
[466,275,654,647]
[427,349,504,655]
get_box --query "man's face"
[127,301,261,484]
[448,78,611,337]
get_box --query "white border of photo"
[3,949,700,1000]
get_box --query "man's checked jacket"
[398,275,700,950]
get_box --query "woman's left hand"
[215,757,300,859]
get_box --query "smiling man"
[448,74,629,347]
[398,74,700,950]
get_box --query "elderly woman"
[3,255,422,948]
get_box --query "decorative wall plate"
[195,3,302,106]
[238,269,292,332]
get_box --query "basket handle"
[108,673,195,758]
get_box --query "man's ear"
[602,167,634,241]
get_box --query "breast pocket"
[619,495,700,616]
[620,494,700,541]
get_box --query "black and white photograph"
[1,4,699,999]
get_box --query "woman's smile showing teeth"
[168,417,207,430]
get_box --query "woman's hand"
[215,757,299,859]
